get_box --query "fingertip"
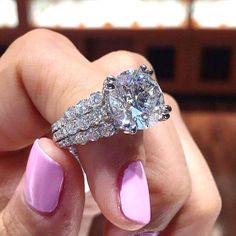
[37,137,68,163]
[24,138,64,214]
[7,137,85,234]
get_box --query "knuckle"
[6,29,85,124]
[194,192,222,221]
[108,50,152,69]
[23,28,60,41]
[21,28,74,51]
[180,186,222,229]
[9,29,77,63]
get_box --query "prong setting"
[106,75,116,83]
[163,105,172,113]
[105,83,115,90]
[159,113,170,121]
[123,123,137,135]
[140,64,154,75]
[140,64,147,72]
[103,76,116,92]
[146,69,154,75]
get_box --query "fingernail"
[119,160,151,224]
[24,139,64,213]
[135,232,160,236]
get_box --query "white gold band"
[52,65,171,149]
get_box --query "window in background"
[0,0,18,28]
[192,0,236,28]
[29,0,189,28]
[147,47,176,81]
[200,47,231,81]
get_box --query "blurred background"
[0,0,235,235]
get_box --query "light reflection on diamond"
[108,68,165,131]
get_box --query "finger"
[0,138,85,236]
[104,220,134,236]
[159,97,222,236]
[97,53,221,234]
[0,149,28,211]
[0,30,150,228]
[0,30,149,231]
[105,97,221,236]
[0,30,189,233]
[105,220,159,236]
[91,51,191,231]
[103,96,221,236]
[0,29,102,151]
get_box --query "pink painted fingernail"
[24,139,64,213]
[119,160,151,224]
[135,232,160,236]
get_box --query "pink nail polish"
[24,139,64,213]
[119,160,151,224]
[135,232,159,236]
[135,232,160,236]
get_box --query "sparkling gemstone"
[66,122,78,135]
[77,118,89,130]
[101,124,116,137]
[87,128,101,141]
[54,130,65,141]
[113,112,137,133]
[89,92,103,105]
[65,107,77,119]
[108,68,165,131]
[75,132,87,145]
[75,100,89,115]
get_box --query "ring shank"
[52,91,116,148]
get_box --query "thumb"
[0,138,85,236]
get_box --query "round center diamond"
[107,69,165,132]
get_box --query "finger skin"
[94,52,221,234]
[0,30,150,231]
[0,30,189,232]
[0,29,220,236]
[0,29,102,151]
[159,97,222,236]
[104,97,221,236]
[91,51,191,231]
[0,138,85,236]
[0,30,149,231]
[0,149,28,211]
[79,132,151,230]
[104,220,159,236]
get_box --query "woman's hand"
[0,29,221,236]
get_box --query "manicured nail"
[24,139,64,213]
[119,160,151,224]
[135,232,160,236]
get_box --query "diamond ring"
[52,65,171,151]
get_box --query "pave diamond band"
[52,65,171,149]
[52,92,116,147]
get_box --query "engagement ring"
[52,65,171,151]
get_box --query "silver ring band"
[52,91,116,147]
[52,65,172,148]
